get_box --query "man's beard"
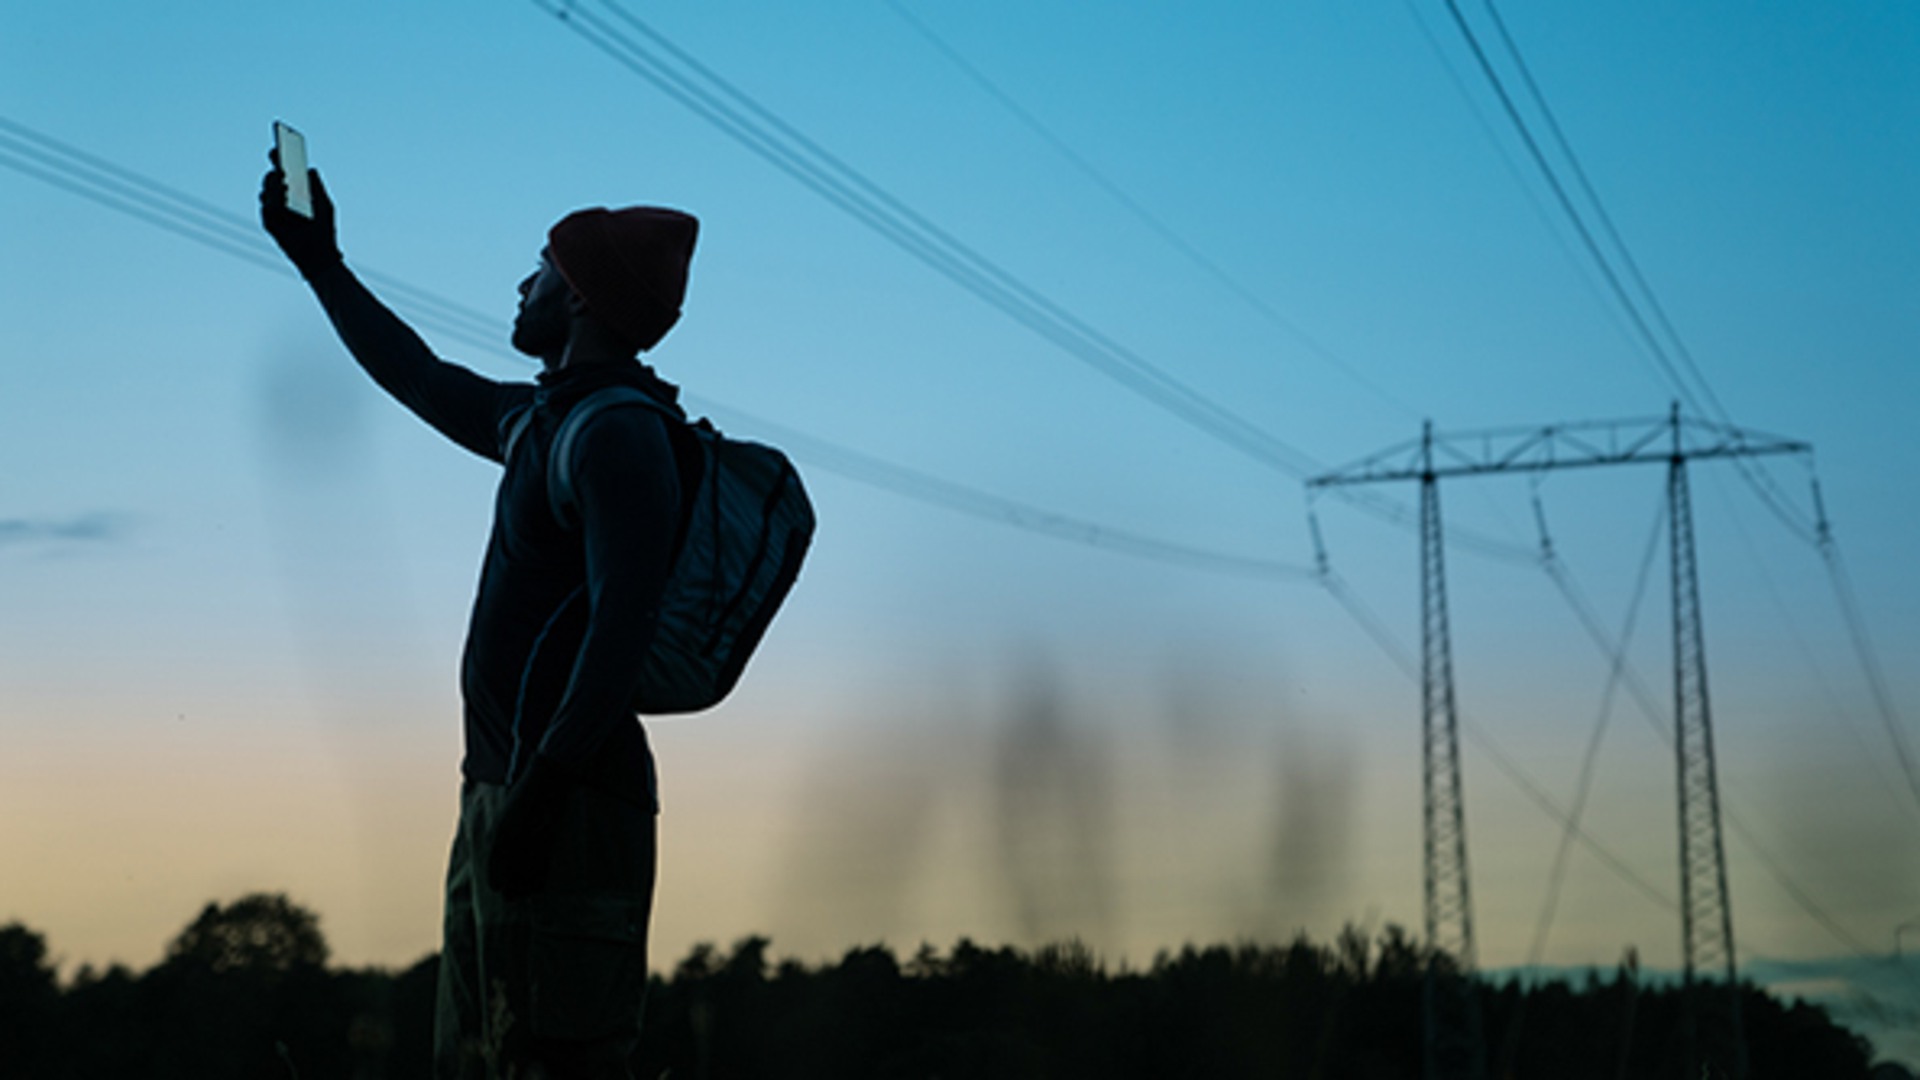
[511,315,564,363]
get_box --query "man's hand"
[488,754,578,900]
[259,153,341,276]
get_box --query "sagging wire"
[1495,484,1664,1079]
[1305,489,1677,913]
[1811,470,1920,818]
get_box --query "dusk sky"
[3,1,1917,1063]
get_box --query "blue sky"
[3,0,1918,1064]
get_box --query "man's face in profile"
[512,249,572,366]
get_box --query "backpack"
[506,385,814,715]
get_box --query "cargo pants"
[433,778,657,1079]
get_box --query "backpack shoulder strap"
[500,401,538,464]
[548,385,680,529]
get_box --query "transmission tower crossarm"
[1308,412,1808,488]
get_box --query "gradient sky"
[3,0,1918,1062]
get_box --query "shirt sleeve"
[535,405,682,766]
[302,261,523,460]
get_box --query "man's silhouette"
[262,156,696,1078]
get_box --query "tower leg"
[1670,454,1747,1080]
[1420,450,1486,1080]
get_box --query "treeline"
[0,892,1878,1078]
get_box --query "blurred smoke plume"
[1245,730,1358,940]
[993,653,1116,947]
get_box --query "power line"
[1430,0,1819,546]
[1494,491,1665,1080]
[1815,489,1920,816]
[0,117,508,355]
[1523,489,1666,967]
[0,119,291,276]
[1390,0,1642,356]
[0,112,1313,586]
[890,0,1542,560]
[1432,0,1707,416]
[1312,564,1677,913]
[692,398,1319,584]
[881,0,1419,419]
[1703,467,1920,826]
[1526,501,1892,965]
[1473,0,1721,420]
[534,0,1304,473]
[531,0,1540,566]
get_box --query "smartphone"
[273,121,312,218]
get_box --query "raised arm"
[261,161,518,460]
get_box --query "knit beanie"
[547,206,699,352]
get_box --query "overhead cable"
[1523,491,1665,965]
[881,0,1418,419]
[1526,496,1894,963]
[0,118,291,276]
[1816,495,1920,815]
[1313,565,1677,912]
[692,397,1319,584]
[532,0,1302,473]
[1431,0,1818,545]
[1494,491,1665,1079]
[1473,0,1724,418]
[1702,468,1920,825]
[1433,0,1708,414]
[0,117,505,354]
[1390,0,1642,354]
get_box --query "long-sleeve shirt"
[302,261,682,809]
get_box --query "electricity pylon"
[1310,406,1807,1080]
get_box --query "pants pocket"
[526,892,651,1042]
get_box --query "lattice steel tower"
[1311,406,1806,1080]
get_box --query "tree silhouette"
[0,905,1889,1079]
[0,922,59,1075]
[162,891,330,976]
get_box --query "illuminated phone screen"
[274,121,312,219]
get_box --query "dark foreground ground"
[0,893,1886,1078]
